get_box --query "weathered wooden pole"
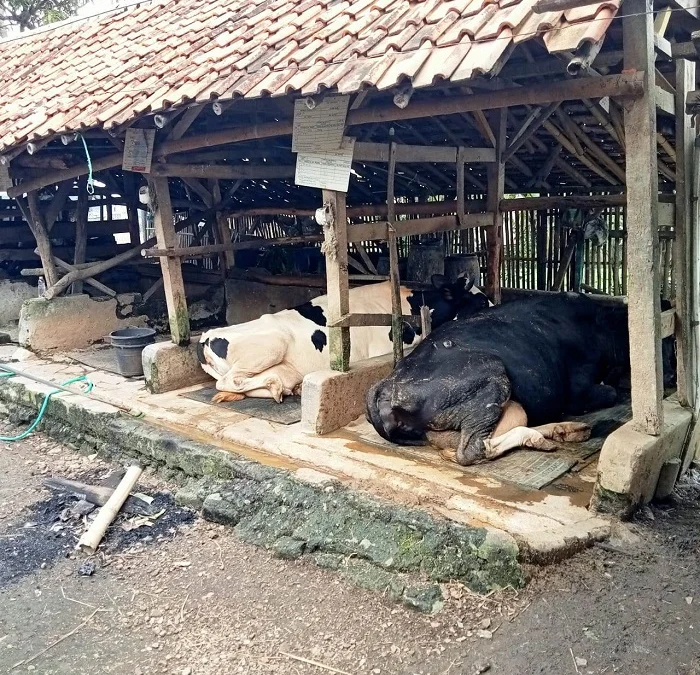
[486,108,507,304]
[622,0,663,434]
[209,179,235,272]
[72,177,88,294]
[150,177,190,346]
[25,191,59,287]
[674,57,696,408]
[321,189,350,372]
[387,141,404,364]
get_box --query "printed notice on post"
[122,128,156,173]
[295,137,355,192]
[292,95,349,153]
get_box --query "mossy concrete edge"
[0,377,524,609]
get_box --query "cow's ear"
[461,274,474,293]
[431,274,448,289]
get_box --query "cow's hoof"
[551,422,591,443]
[438,447,459,464]
[537,421,591,443]
[292,383,303,396]
[212,391,245,404]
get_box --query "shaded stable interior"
[1,0,700,548]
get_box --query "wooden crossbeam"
[328,313,421,329]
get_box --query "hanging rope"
[0,373,93,442]
[78,133,95,195]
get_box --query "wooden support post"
[73,177,88,294]
[123,172,142,245]
[321,190,350,372]
[387,142,403,364]
[150,177,190,346]
[456,147,466,228]
[623,0,663,435]
[209,179,235,272]
[420,304,432,337]
[24,192,58,287]
[674,57,696,407]
[486,109,506,304]
[536,210,547,290]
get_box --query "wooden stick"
[11,608,104,670]
[53,256,117,297]
[77,465,143,554]
[279,651,352,675]
[44,477,154,515]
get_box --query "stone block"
[0,279,36,327]
[142,338,212,394]
[19,293,147,351]
[594,400,692,512]
[300,353,394,435]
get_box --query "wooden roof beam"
[7,73,645,198]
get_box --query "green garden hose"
[0,372,93,442]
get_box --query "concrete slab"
[19,293,148,351]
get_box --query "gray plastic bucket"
[109,327,156,377]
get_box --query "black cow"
[366,293,636,465]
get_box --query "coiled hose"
[0,372,93,442]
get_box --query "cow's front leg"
[484,427,557,459]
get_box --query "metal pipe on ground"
[0,362,143,417]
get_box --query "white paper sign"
[295,137,355,193]
[0,164,12,192]
[292,95,349,153]
[122,128,156,173]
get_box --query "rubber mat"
[181,387,302,424]
[468,452,577,490]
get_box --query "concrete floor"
[0,345,611,561]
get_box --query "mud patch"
[0,492,194,588]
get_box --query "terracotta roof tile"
[543,6,615,52]
[0,0,620,152]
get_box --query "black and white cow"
[197,276,490,403]
[366,293,636,465]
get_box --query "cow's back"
[420,295,613,424]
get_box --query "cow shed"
[1,0,699,557]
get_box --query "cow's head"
[409,274,489,329]
[366,332,510,464]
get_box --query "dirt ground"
[1,423,700,675]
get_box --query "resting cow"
[366,293,635,465]
[197,276,490,404]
